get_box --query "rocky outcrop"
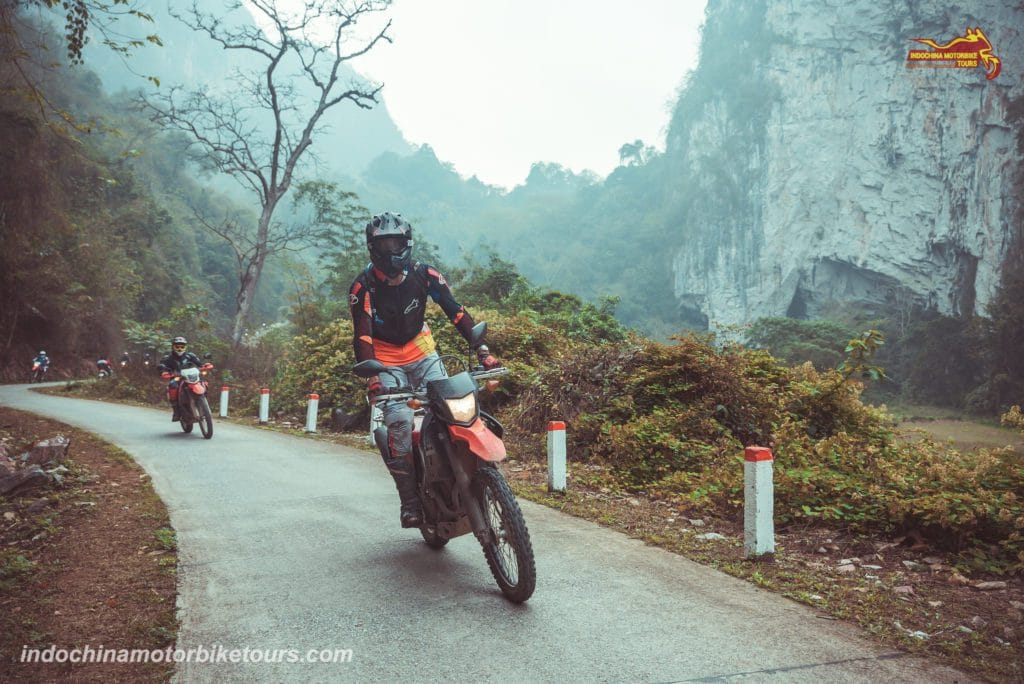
[668,0,1023,329]
[0,435,70,496]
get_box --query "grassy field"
[881,402,1024,452]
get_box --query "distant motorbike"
[97,360,113,379]
[353,322,536,603]
[174,361,215,439]
[31,362,48,383]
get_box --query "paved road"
[0,384,973,683]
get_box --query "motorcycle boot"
[394,469,423,528]
[379,429,422,528]
[171,403,181,422]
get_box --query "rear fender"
[448,418,506,462]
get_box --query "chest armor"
[368,269,427,345]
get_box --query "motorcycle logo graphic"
[906,27,1001,80]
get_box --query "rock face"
[667,0,1023,329]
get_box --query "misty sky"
[350,0,708,189]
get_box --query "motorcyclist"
[32,351,50,378]
[348,211,500,528]
[96,357,113,377]
[120,351,130,367]
[158,336,205,421]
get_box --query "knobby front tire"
[198,396,213,439]
[472,466,536,603]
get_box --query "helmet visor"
[373,236,407,255]
[173,343,187,351]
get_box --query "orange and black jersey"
[349,262,475,366]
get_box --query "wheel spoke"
[484,484,519,584]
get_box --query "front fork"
[178,390,197,420]
[440,432,492,544]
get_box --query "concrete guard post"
[744,446,775,559]
[305,393,320,433]
[547,421,567,492]
[258,388,270,424]
[219,386,229,418]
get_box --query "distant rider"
[120,351,131,367]
[158,336,204,422]
[32,351,50,378]
[96,358,113,377]
[32,350,50,370]
[348,211,500,528]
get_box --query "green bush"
[271,318,363,420]
[502,331,1024,571]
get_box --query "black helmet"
[366,212,413,278]
[171,336,188,355]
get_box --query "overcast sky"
[348,0,708,189]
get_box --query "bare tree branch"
[138,1,391,348]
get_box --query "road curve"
[0,383,973,683]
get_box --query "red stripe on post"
[309,393,319,400]
[260,388,270,394]
[547,421,566,431]
[221,386,229,392]
[744,446,773,462]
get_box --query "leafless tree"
[139,0,391,348]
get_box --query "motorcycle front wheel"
[197,396,213,439]
[472,466,536,603]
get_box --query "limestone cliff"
[667,0,1023,329]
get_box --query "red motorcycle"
[353,322,536,603]
[173,361,215,439]
[30,362,48,383]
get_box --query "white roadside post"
[305,393,320,433]
[547,421,567,492]
[743,446,775,559]
[258,388,270,424]
[219,386,229,418]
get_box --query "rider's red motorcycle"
[354,323,536,603]
[172,361,215,439]
[30,362,47,383]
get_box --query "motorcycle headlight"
[444,393,477,423]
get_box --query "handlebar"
[369,367,509,407]
[470,366,508,380]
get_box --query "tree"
[1,0,159,121]
[617,139,656,166]
[139,0,392,348]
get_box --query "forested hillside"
[0,11,290,375]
